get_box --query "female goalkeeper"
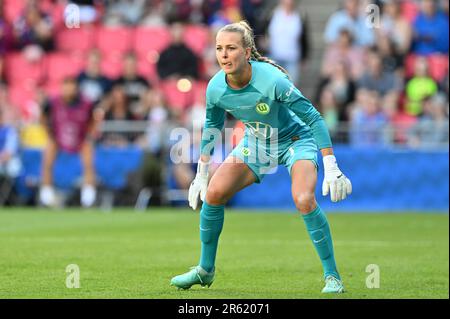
[170,21,352,293]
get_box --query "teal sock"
[302,205,340,280]
[199,202,224,273]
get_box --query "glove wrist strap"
[323,155,338,170]
[197,159,210,177]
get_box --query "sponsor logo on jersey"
[244,121,274,139]
[286,85,295,97]
[255,103,270,115]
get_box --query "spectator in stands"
[376,33,404,74]
[39,77,103,208]
[167,116,224,198]
[412,0,449,55]
[207,9,231,29]
[100,83,139,146]
[0,2,13,54]
[103,0,145,26]
[0,107,21,184]
[405,56,438,116]
[379,0,412,55]
[203,26,222,80]
[316,59,356,122]
[188,0,207,24]
[349,89,389,146]
[140,0,168,26]
[408,93,449,147]
[13,2,54,52]
[115,52,150,119]
[67,0,101,24]
[324,0,375,47]
[170,130,198,193]
[440,0,449,16]
[157,22,200,80]
[321,29,365,80]
[240,0,265,35]
[0,56,5,85]
[357,48,402,96]
[267,0,309,84]
[17,88,49,150]
[132,88,170,203]
[77,50,112,105]
[206,1,243,27]
[381,91,417,144]
[201,0,223,25]
[202,0,251,26]
[138,88,169,155]
[165,0,192,23]
[317,86,339,138]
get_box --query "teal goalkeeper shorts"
[230,133,319,183]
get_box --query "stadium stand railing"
[9,120,448,210]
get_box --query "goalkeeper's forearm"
[320,148,334,157]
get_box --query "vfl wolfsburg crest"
[255,103,270,115]
[241,147,251,156]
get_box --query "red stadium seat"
[428,54,449,82]
[160,78,194,111]
[8,85,39,123]
[183,25,210,56]
[55,25,96,54]
[3,0,26,24]
[100,52,124,79]
[96,26,134,55]
[42,82,61,98]
[4,53,46,87]
[134,27,172,57]
[405,53,449,82]
[401,0,420,24]
[44,52,86,83]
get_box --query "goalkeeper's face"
[215,31,251,75]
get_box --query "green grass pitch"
[0,208,448,299]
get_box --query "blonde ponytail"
[218,21,291,78]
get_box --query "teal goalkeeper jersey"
[200,60,332,156]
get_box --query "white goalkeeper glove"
[188,159,210,210]
[322,155,352,202]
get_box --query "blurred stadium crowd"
[0,0,449,207]
[318,0,448,148]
